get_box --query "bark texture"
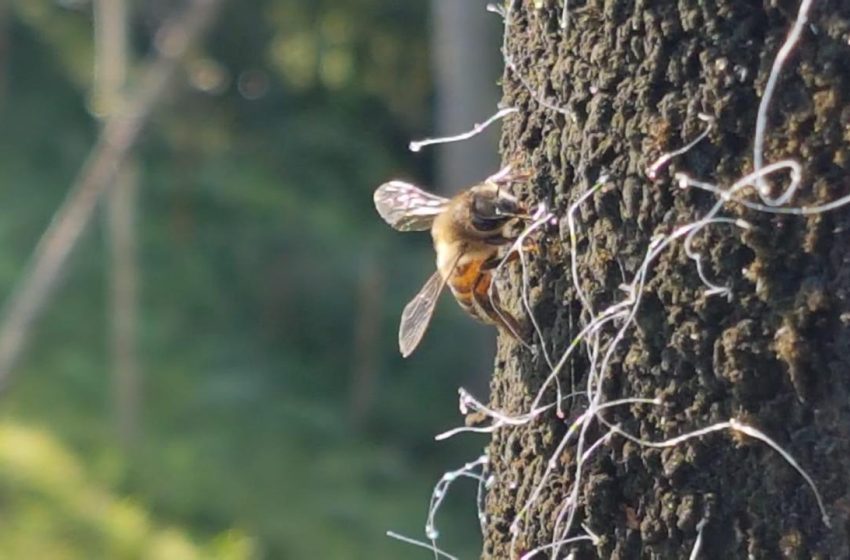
[485,1,850,558]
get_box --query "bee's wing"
[374,181,450,232]
[399,270,448,357]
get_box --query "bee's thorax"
[431,201,500,281]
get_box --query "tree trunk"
[431,0,502,191]
[483,1,850,558]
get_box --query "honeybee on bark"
[373,170,531,357]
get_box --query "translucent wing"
[399,270,448,357]
[374,181,450,232]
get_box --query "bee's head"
[467,183,525,233]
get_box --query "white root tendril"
[560,0,570,31]
[688,519,708,560]
[425,455,490,545]
[753,0,814,199]
[646,114,714,181]
[386,531,459,560]
[409,107,519,153]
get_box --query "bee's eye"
[472,196,498,219]
[470,193,512,232]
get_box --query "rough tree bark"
[484,1,850,558]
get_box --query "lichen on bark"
[483,1,850,558]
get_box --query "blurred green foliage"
[0,422,255,559]
[0,0,494,558]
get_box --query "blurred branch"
[95,0,140,446]
[108,165,140,445]
[0,2,8,103]
[94,0,129,114]
[349,257,384,425]
[0,0,223,387]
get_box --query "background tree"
[482,1,850,558]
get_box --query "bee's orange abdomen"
[449,261,481,292]
[448,262,478,311]
[447,256,525,340]
[448,260,495,325]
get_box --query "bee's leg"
[479,241,538,271]
[478,255,527,339]
[480,252,518,271]
[471,271,530,344]
[508,235,541,256]
[483,234,514,246]
[520,237,540,254]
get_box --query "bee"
[374,172,530,357]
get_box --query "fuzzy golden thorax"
[431,183,524,279]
